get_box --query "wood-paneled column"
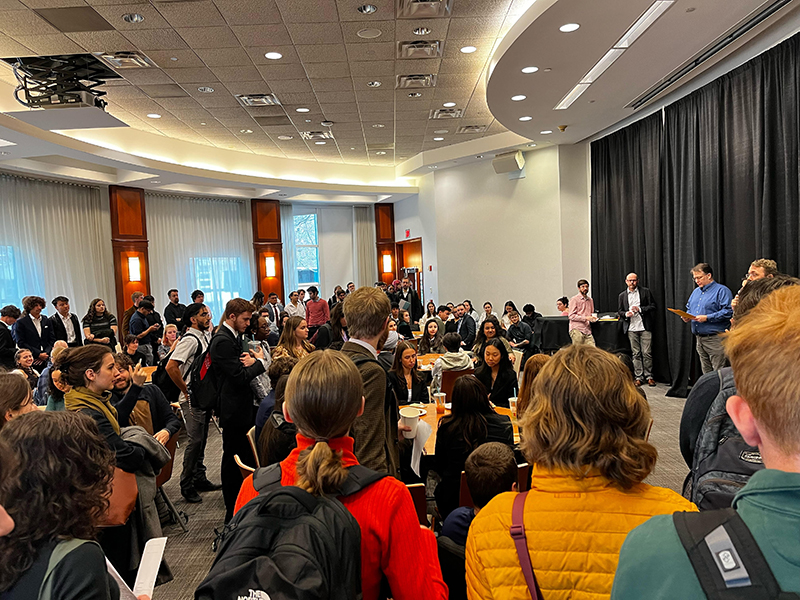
[251,199,285,302]
[109,185,149,320]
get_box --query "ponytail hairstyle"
[55,344,112,388]
[284,351,363,496]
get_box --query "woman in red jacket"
[235,349,448,600]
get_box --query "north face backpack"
[684,367,764,510]
[191,334,218,412]
[195,463,386,600]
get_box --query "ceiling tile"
[304,61,349,79]
[13,32,84,53]
[232,23,291,46]
[195,45,252,66]
[92,3,170,29]
[345,42,393,62]
[156,0,225,28]
[0,9,59,35]
[341,19,393,44]
[154,97,203,109]
[438,56,484,73]
[334,0,391,22]
[209,64,261,81]
[164,66,218,83]
[139,83,188,97]
[176,26,239,48]
[0,0,28,9]
[394,17,449,40]
[450,0,511,17]
[348,59,394,77]
[21,0,87,7]
[318,101,358,113]
[0,31,33,54]
[355,88,393,102]
[103,83,147,98]
[394,58,440,74]
[224,80,272,95]
[256,62,306,80]
[247,45,300,65]
[243,104,285,116]
[267,78,312,93]
[119,67,174,84]
[122,27,188,50]
[446,16,504,39]
[351,76,388,90]
[65,28,130,51]
[143,49,204,67]
[212,0,282,25]
[296,43,347,63]
[328,121,362,131]
[274,0,338,23]
[310,77,353,92]
[314,90,354,104]
[274,92,316,104]
[286,22,343,45]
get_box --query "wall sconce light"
[265,256,276,278]
[382,254,392,274]
[128,256,141,282]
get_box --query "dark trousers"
[221,422,254,523]
[179,400,209,492]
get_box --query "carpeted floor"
[156,383,689,600]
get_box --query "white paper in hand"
[132,537,167,599]
[410,420,433,477]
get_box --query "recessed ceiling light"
[277,135,293,140]
[367,81,382,87]
[372,123,384,128]
[476,155,483,159]
[413,26,431,35]
[460,46,477,54]
[428,165,438,169]
[199,122,206,125]
[560,23,580,32]
[376,151,386,155]
[442,102,456,107]
[408,92,422,98]
[278,193,287,197]
[357,28,382,39]
[350,147,355,150]
[540,130,553,134]
[519,116,532,121]
[521,66,538,74]
[315,141,327,145]
[511,95,526,101]
[151,180,160,184]
[170,57,178,61]
[147,113,161,119]
[433,129,448,134]
[433,137,444,141]
[240,129,253,134]
[0,151,11,156]
[296,107,310,113]
[357,4,377,14]
[321,120,334,126]
[527,143,536,147]
[305,119,311,122]
[122,13,144,24]
[197,86,214,93]
[264,52,283,60]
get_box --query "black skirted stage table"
[539,316,630,354]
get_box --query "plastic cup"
[399,406,421,439]
[509,397,518,418]
[433,392,446,414]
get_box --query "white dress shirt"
[627,288,645,332]
[60,313,76,343]
[32,315,42,336]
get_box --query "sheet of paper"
[411,420,433,478]
[132,537,167,599]
[668,308,696,320]
[107,558,138,600]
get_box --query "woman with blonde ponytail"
[235,350,448,600]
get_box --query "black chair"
[438,535,467,600]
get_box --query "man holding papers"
[682,263,733,373]
[617,273,656,386]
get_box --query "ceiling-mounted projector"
[492,150,525,174]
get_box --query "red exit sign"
[405,229,411,238]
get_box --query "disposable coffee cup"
[509,397,518,418]
[399,406,421,439]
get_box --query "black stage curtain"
[592,33,800,397]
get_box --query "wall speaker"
[492,150,525,174]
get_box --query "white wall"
[557,143,592,291]
[394,172,439,301]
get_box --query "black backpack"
[191,333,218,412]
[195,463,386,600]
[151,333,203,404]
[674,508,800,599]
[683,367,764,510]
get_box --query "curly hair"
[0,411,114,591]
[22,296,46,315]
[82,297,112,325]
[518,344,657,490]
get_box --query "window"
[294,212,320,288]
[189,256,245,320]
[0,246,40,308]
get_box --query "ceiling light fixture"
[511,94,526,101]
[321,120,334,126]
[519,116,532,121]
[433,129,448,134]
[555,83,591,110]
[476,155,483,159]
[122,13,144,24]
[413,27,431,35]
[540,130,553,134]
[616,1,674,48]
[442,102,456,107]
[521,66,538,73]
[0,151,11,156]
[170,57,178,61]
[372,123,385,128]
[367,81,382,87]
[433,137,444,141]
[527,143,536,147]
[357,4,377,14]
[315,141,326,145]
[428,165,438,169]
[357,28,382,39]
[408,92,422,98]
[199,122,206,125]
[197,86,214,93]
[264,52,283,60]
[460,45,477,53]
[240,129,253,134]
[296,107,310,113]
[147,113,161,119]
[277,135,293,140]
[580,48,624,84]
[151,180,160,184]
[305,119,312,122]
[559,23,580,32]
[376,151,387,155]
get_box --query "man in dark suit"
[163,288,187,329]
[454,303,476,349]
[12,295,54,369]
[0,305,20,370]
[210,297,266,522]
[49,296,83,348]
[397,277,424,322]
[617,272,657,386]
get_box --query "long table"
[539,316,630,353]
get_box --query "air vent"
[429,107,463,119]
[236,93,281,107]
[397,40,443,59]
[396,74,437,89]
[457,124,487,134]
[299,131,335,140]
[94,51,155,69]
[367,143,395,150]
[397,0,452,19]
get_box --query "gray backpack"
[38,539,93,600]
[684,367,764,510]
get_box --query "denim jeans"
[627,330,653,380]
[179,399,209,492]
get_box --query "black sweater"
[474,366,518,408]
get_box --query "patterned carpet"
[155,383,689,600]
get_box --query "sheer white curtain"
[353,205,377,288]
[0,172,115,317]
[280,202,297,300]
[146,193,254,322]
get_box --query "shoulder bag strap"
[510,491,543,600]
[338,464,388,496]
[38,539,94,600]
[253,463,283,494]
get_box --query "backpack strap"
[338,464,387,497]
[253,463,283,494]
[38,539,93,600]
[509,492,543,600]
[673,509,800,600]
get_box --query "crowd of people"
[1,256,798,600]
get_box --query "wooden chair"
[440,368,475,403]
[458,471,473,508]
[235,454,256,479]
[246,426,261,467]
[517,462,531,493]
[512,350,523,378]
[157,432,188,532]
[407,483,429,526]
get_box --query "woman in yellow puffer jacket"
[466,344,696,600]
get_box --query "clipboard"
[668,308,696,320]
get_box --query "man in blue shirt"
[683,263,733,373]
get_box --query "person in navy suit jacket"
[12,296,53,368]
[0,304,21,371]
[49,296,83,348]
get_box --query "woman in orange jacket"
[466,344,696,600]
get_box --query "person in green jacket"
[612,284,800,599]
